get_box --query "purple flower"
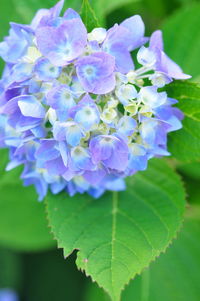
[2,95,45,132]
[10,62,33,82]
[53,121,85,146]
[34,58,61,81]
[0,23,33,63]
[69,94,100,130]
[117,116,137,136]
[31,0,64,28]
[102,15,146,73]
[0,1,187,200]
[127,144,148,173]
[83,167,106,186]
[89,135,129,171]
[47,84,77,121]
[36,18,87,66]
[45,156,67,176]
[76,52,116,94]
[17,96,46,118]
[120,15,147,50]
[155,105,183,132]
[149,30,191,80]
[0,115,7,146]
[70,146,95,171]
[102,24,134,74]
[35,139,68,177]
[35,139,60,162]
[138,86,167,108]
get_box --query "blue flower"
[76,52,116,94]
[11,62,34,82]
[36,18,87,66]
[71,146,94,171]
[69,95,100,130]
[53,121,85,146]
[117,116,137,136]
[138,86,167,108]
[102,16,147,73]
[47,84,77,121]
[0,23,33,63]
[0,1,187,199]
[35,58,61,81]
[89,135,129,172]
[149,30,191,80]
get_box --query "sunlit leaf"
[84,205,200,301]
[162,3,200,162]
[165,81,200,161]
[81,0,100,32]
[166,81,200,122]
[162,3,200,80]
[47,159,185,301]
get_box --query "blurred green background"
[0,0,200,300]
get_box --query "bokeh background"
[0,0,200,300]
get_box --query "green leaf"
[0,151,54,251]
[91,0,141,25]
[162,4,200,162]
[168,117,200,162]
[183,177,200,205]
[24,250,86,301]
[80,0,100,32]
[46,159,185,301]
[178,162,200,181]
[166,81,200,122]
[0,181,55,251]
[162,3,200,80]
[0,0,82,27]
[84,205,200,301]
[177,162,200,205]
[164,81,200,162]
[143,0,177,18]
[149,4,200,164]
[92,0,138,16]
[122,206,200,301]
[0,248,22,290]
[177,0,198,4]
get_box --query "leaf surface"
[162,3,200,80]
[0,248,22,290]
[0,150,54,251]
[47,159,185,301]
[81,0,100,32]
[166,81,200,122]
[162,5,200,162]
[84,205,200,301]
[164,81,200,161]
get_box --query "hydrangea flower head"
[0,1,190,200]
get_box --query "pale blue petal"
[35,58,61,81]
[18,95,45,118]
[117,116,137,136]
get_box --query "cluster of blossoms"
[0,0,190,200]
